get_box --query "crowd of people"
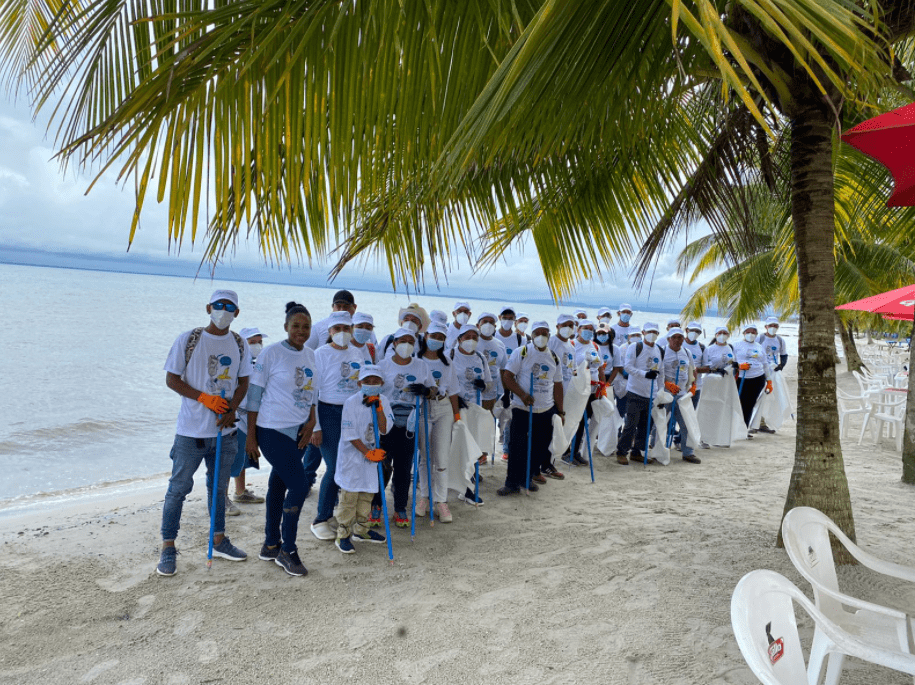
[155,288,790,578]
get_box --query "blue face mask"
[620,313,631,323]
[596,334,609,344]
[352,328,372,344]
[361,384,382,396]
[427,338,444,351]
[579,329,594,342]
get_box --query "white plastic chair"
[781,507,915,685]
[836,389,870,441]
[731,569,915,685]
[857,391,906,451]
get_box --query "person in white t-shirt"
[351,312,377,364]
[377,328,433,527]
[566,320,604,466]
[378,304,430,360]
[445,301,473,351]
[333,365,393,554]
[157,289,250,577]
[308,311,367,542]
[596,307,613,328]
[611,303,635,347]
[243,302,318,577]
[476,312,508,411]
[306,289,364,351]
[500,322,565,493]
[230,326,268,513]
[548,314,577,389]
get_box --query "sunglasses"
[211,302,238,312]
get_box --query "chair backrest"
[836,388,865,410]
[781,507,847,620]
[731,570,812,684]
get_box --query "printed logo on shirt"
[363,423,376,448]
[337,360,361,391]
[207,354,234,396]
[293,366,315,408]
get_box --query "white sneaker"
[435,502,453,523]
[415,497,429,517]
[225,496,241,516]
[310,520,335,541]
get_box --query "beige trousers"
[336,489,374,539]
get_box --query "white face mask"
[644,332,658,344]
[248,342,263,358]
[210,309,234,330]
[332,331,352,346]
[480,323,496,337]
[533,335,549,349]
[716,334,729,344]
[459,338,478,353]
[455,312,470,326]
[559,325,574,339]
[599,316,611,323]
[686,331,698,342]
[767,326,778,336]
[401,320,419,334]
[500,318,514,331]
[517,321,529,333]
[744,333,756,342]
[619,313,632,323]
[394,342,414,359]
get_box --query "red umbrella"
[842,102,915,207]
[836,284,915,319]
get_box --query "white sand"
[2,360,914,684]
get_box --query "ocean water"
[0,263,798,501]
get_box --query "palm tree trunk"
[776,102,856,562]
[836,311,865,373]
[902,319,915,484]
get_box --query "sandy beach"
[2,359,913,684]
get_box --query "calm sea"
[0,263,798,502]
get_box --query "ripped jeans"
[258,426,308,553]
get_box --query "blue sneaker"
[336,537,355,554]
[156,547,178,576]
[212,537,247,562]
[352,530,386,544]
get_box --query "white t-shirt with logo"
[450,348,493,404]
[477,337,507,400]
[421,356,458,399]
[548,335,576,387]
[314,344,365,405]
[164,329,252,438]
[336,394,394,493]
[378,356,433,408]
[574,340,603,382]
[250,342,318,430]
[504,343,563,412]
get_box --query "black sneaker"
[212,537,247,561]
[258,542,281,561]
[156,547,178,577]
[572,454,589,466]
[336,537,356,554]
[275,549,308,576]
[758,426,776,434]
[526,482,540,492]
[496,486,520,496]
[682,454,701,464]
[459,488,485,505]
[352,530,386,544]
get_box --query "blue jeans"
[302,443,322,493]
[258,427,308,553]
[315,402,344,524]
[161,433,236,542]
[667,400,695,457]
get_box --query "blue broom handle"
[371,403,394,562]
[207,389,226,563]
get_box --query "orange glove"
[738,363,751,371]
[664,381,680,394]
[365,448,386,462]
[453,413,462,423]
[765,380,773,394]
[689,382,697,395]
[197,392,229,414]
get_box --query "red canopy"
[836,284,915,320]
[842,102,915,207]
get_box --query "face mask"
[559,325,574,339]
[395,342,414,359]
[629,337,642,344]
[427,338,444,351]
[533,335,549,349]
[455,312,470,326]
[767,326,778,336]
[620,313,631,323]
[686,331,699,342]
[579,329,594,342]
[596,334,609,344]
[744,333,756,342]
[500,319,514,331]
[210,309,234,330]
[644,332,658,344]
[716,334,729,344]
[332,331,352,346]
[352,328,372,344]
[517,322,529,333]
[248,343,263,358]
[361,384,382,396]
[460,339,478,353]
[402,320,419,334]
[599,316,611,323]
[480,323,496,337]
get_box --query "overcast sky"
[0,97,710,308]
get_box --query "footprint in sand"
[173,610,203,636]
[133,594,156,619]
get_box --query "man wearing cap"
[661,329,701,464]
[476,313,508,412]
[755,318,788,433]
[548,314,577,389]
[379,304,430,359]
[306,289,360,351]
[573,309,588,320]
[156,290,250,576]
[566,320,604,467]
[495,306,526,359]
[611,326,640,417]
[656,318,682,349]
[445,302,473,351]
[500,322,565,494]
[351,312,377,364]
[596,307,613,327]
[611,304,635,347]
[231,326,269,512]
[615,321,666,464]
